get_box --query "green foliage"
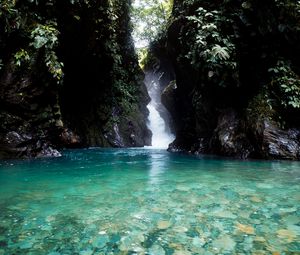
[269,60,300,109]
[0,0,20,33]
[30,22,64,83]
[182,6,237,86]
[136,47,157,70]
[14,49,30,66]
[30,23,59,49]
[131,0,173,47]
[136,47,148,69]
[247,91,276,122]
[0,1,17,17]
[1,0,64,83]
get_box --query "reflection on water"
[0,148,299,254]
[148,150,169,185]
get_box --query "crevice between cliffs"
[131,0,175,149]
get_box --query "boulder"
[253,119,300,160]
[211,109,254,159]
[0,131,61,159]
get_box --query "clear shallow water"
[0,149,299,255]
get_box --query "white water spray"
[145,71,174,149]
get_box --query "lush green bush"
[269,60,300,109]
[182,6,237,87]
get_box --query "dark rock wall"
[163,0,300,159]
[0,0,150,158]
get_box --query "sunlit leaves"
[29,22,63,83]
[269,60,300,109]
[14,49,30,66]
[182,5,237,86]
[131,0,173,48]
[30,23,59,49]
[211,45,230,61]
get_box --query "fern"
[211,44,230,60]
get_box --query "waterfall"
[145,71,174,149]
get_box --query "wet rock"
[173,226,188,233]
[211,109,254,158]
[157,220,171,230]
[92,235,109,248]
[148,244,165,255]
[167,140,186,153]
[212,235,236,252]
[192,237,206,248]
[35,143,61,158]
[253,119,300,160]
[79,249,93,255]
[276,229,297,243]
[236,223,255,235]
[5,131,28,146]
[105,123,125,148]
[161,80,177,122]
[0,131,61,158]
[173,250,191,255]
[0,0,152,158]
[59,128,81,147]
[213,210,237,219]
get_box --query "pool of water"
[0,148,299,255]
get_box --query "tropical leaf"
[211,44,230,60]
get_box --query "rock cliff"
[0,0,151,158]
[162,0,300,159]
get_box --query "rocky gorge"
[158,0,300,160]
[1,0,300,160]
[0,0,151,158]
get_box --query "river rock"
[59,128,81,147]
[0,131,61,159]
[149,244,165,255]
[252,119,300,160]
[157,220,171,230]
[211,108,254,158]
[236,223,255,235]
[212,235,236,252]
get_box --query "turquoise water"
[0,148,299,255]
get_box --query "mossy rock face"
[210,109,254,159]
[164,0,300,160]
[0,51,65,158]
[102,102,151,148]
[0,0,151,158]
[161,80,177,119]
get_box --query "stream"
[0,148,299,254]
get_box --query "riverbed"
[0,148,299,254]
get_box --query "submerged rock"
[212,235,236,252]
[236,223,255,235]
[148,244,166,255]
[276,229,297,243]
[157,220,171,230]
